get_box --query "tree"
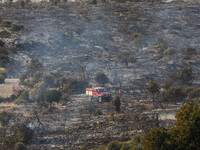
[45,90,62,109]
[27,57,43,75]
[29,81,47,104]
[184,47,197,58]
[172,99,200,149]
[177,67,193,84]
[117,51,136,67]
[147,80,159,101]
[142,128,171,150]
[164,87,184,102]
[95,72,109,86]
[142,99,200,150]
[0,111,11,130]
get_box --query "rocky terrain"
[1,1,200,87]
[0,1,200,149]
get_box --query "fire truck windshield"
[97,89,107,93]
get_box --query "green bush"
[107,141,122,150]
[0,30,11,38]
[14,142,26,150]
[0,48,9,67]
[177,67,193,84]
[117,51,136,67]
[14,98,28,105]
[27,57,43,74]
[1,20,12,28]
[164,87,184,102]
[45,90,62,108]
[0,40,5,47]
[0,111,11,127]
[168,23,182,31]
[0,72,6,84]
[147,80,160,101]
[10,24,24,32]
[188,88,200,99]
[18,73,27,85]
[184,47,197,58]
[59,76,89,94]
[95,72,109,86]
[16,125,33,144]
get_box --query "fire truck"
[86,87,111,102]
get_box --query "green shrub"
[0,40,5,47]
[0,111,11,127]
[59,76,89,94]
[0,30,11,38]
[147,80,160,101]
[177,67,193,84]
[14,98,28,105]
[168,23,182,31]
[18,73,27,85]
[2,136,16,149]
[14,142,26,150]
[131,32,146,47]
[1,20,12,28]
[117,51,136,67]
[95,72,109,86]
[107,141,122,150]
[45,90,62,108]
[15,125,33,144]
[184,47,197,58]
[10,24,24,32]
[164,87,184,102]
[0,72,6,84]
[188,88,200,99]
[27,57,43,74]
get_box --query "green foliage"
[184,47,197,57]
[0,48,9,67]
[131,134,143,150]
[1,20,12,28]
[177,67,193,83]
[16,125,33,144]
[168,23,182,31]
[142,99,200,150]
[163,80,171,90]
[29,81,47,104]
[117,51,136,67]
[0,73,6,84]
[0,111,11,127]
[147,80,159,100]
[0,30,11,38]
[45,90,62,107]
[120,143,133,150]
[95,72,109,86]
[10,24,24,32]
[107,141,122,150]
[0,40,5,47]
[14,90,30,105]
[188,88,200,99]
[27,57,43,75]
[131,33,146,47]
[18,73,27,85]
[173,99,200,149]
[164,87,184,102]
[59,76,88,94]
[142,128,171,150]
[14,142,26,150]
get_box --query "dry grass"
[0,79,24,98]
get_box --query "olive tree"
[95,72,109,86]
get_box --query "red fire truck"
[86,87,111,102]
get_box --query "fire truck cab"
[86,87,111,102]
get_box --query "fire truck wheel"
[98,97,102,103]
